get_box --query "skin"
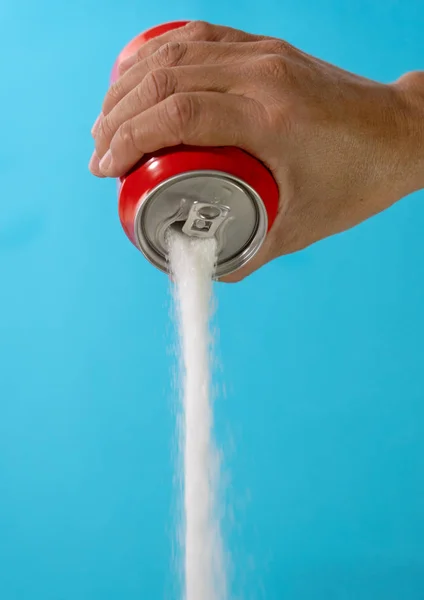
[89,21,424,282]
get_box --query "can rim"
[133,170,268,279]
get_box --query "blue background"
[1,0,423,598]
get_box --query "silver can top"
[134,170,268,278]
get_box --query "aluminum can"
[111,21,279,278]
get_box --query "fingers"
[103,41,258,116]
[96,92,263,177]
[94,64,242,160]
[220,223,277,283]
[118,21,262,74]
[89,21,269,178]
[220,247,271,283]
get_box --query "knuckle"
[154,41,187,66]
[104,81,123,112]
[120,40,160,73]
[273,38,295,55]
[258,54,291,80]
[165,94,197,137]
[137,40,161,62]
[258,38,294,56]
[96,115,114,140]
[184,20,216,40]
[117,119,139,150]
[141,68,175,103]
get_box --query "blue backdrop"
[1,1,423,598]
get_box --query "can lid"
[118,146,280,278]
[134,170,268,278]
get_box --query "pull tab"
[182,202,230,238]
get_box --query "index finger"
[101,91,263,177]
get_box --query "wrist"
[392,72,424,194]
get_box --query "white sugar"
[169,232,227,600]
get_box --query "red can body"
[110,21,279,252]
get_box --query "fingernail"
[99,150,113,174]
[91,113,103,137]
[89,151,101,174]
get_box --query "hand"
[89,21,424,281]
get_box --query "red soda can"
[111,21,279,278]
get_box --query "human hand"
[89,21,424,281]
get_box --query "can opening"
[168,220,185,235]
